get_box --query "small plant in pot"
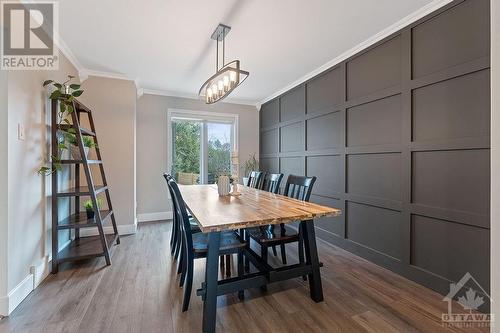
[65,133,97,160]
[84,198,103,219]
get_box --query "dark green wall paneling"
[259,0,491,298]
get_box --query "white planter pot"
[242,177,249,186]
[217,176,231,196]
[69,145,89,160]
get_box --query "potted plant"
[38,75,84,176]
[242,153,259,186]
[64,133,96,160]
[84,198,103,219]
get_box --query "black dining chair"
[163,174,201,276]
[168,178,247,311]
[246,170,264,188]
[246,174,316,272]
[259,173,284,257]
[261,173,283,194]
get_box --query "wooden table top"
[179,184,342,233]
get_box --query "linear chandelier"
[199,24,249,104]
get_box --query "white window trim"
[167,108,239,184]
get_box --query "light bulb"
[223,75,229,88]
[230,70,237,83]
[218,80,223,91]
[207,87,212,97]
[212,84,218,97]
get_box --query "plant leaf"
[58,143,67,150]
[66,128,76,134]
[50,90,61,99]
[42,80,53,87]
[53,83,62,89]
[59,102,66,114]
[69,84,81,90]
[71,90,83,97]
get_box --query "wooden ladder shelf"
[51,99,120,273]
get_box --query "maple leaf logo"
[458,288,484,311]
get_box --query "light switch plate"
[18,123,25,141]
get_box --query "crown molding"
[259,0,454,105]
[141,88,259,107]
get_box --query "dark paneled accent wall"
[259,0,490,297]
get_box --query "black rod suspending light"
[198,23,249,104]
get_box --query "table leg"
[301,220,324,302]
[202,231,221,333]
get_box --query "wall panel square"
[346,36,401,100]
[347,94,402,146]
[347,153,401,201]
[281,86,305,122]
[346,202,401,259]
[260,129,279,155]
[412,0,490,78]
[411,215,490,291]
[306,111,342,150]
[281,122,304,153]
[306,155,342,197]
[307,68,343,114]
[260,157,279,174]
[280,157,304,181]
[312,195,343,236]
[260,99,279,128]
[412,150,490,218]
[412,70,490,142]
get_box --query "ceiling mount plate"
[211,23,231,41]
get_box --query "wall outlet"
[17,123,25,141]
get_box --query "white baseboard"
[137,211,172,223]
[0,273,34,316]
[79,223,137,237]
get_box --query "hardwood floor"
[0,221,489,333]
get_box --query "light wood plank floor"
[0,221,489,333]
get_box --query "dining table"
[179,184,342,333]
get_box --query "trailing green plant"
[242,153,259,177]
[64,133,97,149]
[84,198,103,211]
[38,75,84,176]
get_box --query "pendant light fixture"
[199,24,249,104]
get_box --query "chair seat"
[192,231,247,254]
[247,224,299,244]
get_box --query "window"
[167,109,238,185]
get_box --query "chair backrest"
[246,170,264,188]
[261,173,284,194]
[168,178,194,257]
[283,174,316,201]
[163,173,178,225]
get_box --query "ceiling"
[59,0,440,104]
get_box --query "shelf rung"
[58,124,96,136]
[58,210,113,230]
[57,185,107,197]
[57,233,118,263]
[60,159,103,164]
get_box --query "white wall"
[80,77,137,234]
[491,0,499,330]
[1,54,78,315]
[0,67,8,314]
[136,94,258,219]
